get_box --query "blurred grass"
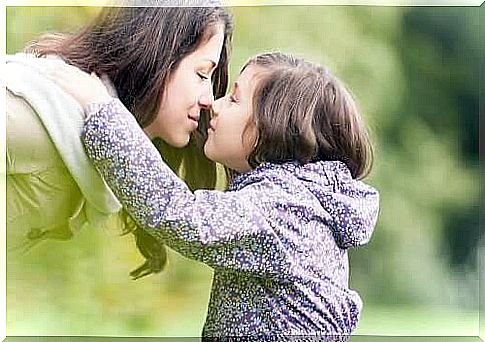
[355,305,478,336]
[7,221,478,336]
[7,225,214,336]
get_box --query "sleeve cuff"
[84,97,117,120]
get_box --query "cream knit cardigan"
[4,53,122,233]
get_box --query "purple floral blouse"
[81,99,379,339]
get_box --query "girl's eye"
[229,95,238,103]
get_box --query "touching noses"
[198,83,214,109]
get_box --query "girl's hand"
[44,63,113,109]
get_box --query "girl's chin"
[204,144,221,164]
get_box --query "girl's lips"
[208,120,216,131]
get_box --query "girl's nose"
[198,85,214,109]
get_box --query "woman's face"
[204,65,260,173]
[144,24,225,147]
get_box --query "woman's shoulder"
[6,89,69,174]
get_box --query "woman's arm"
[82,99,290,276]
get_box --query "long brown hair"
[26,6,233,279]
[242,52,373,180]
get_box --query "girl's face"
[204,65,260,173]
[144,24,225,147]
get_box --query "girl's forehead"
[236,65,264,90]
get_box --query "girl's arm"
[82,99,290,276]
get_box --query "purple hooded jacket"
[82,99,379,338]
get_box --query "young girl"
[49,52,379,338]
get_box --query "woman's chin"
[164,134,191,149]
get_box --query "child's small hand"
[44,63,113,110]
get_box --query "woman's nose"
[198,85,214,109]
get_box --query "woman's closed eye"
[197,72,210,81]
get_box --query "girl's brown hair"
[26,6,233,279]
[242,52,373,180]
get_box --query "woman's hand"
[44,63,114,109]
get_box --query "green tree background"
[5,5,482,336]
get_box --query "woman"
[6,5,233,279]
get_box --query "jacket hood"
[295,161,379,248]
[231,160,379,249]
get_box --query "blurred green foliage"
[5,5,481,336]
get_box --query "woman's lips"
[188,114,199,129]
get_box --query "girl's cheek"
[243,125,258,154]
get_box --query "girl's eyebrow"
[231,82,240,98]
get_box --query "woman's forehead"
[191,24,225,64]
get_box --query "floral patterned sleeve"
[82,99,288,275]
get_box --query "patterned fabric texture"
[82,98,379,338]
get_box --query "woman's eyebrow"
[200,58,217,70]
